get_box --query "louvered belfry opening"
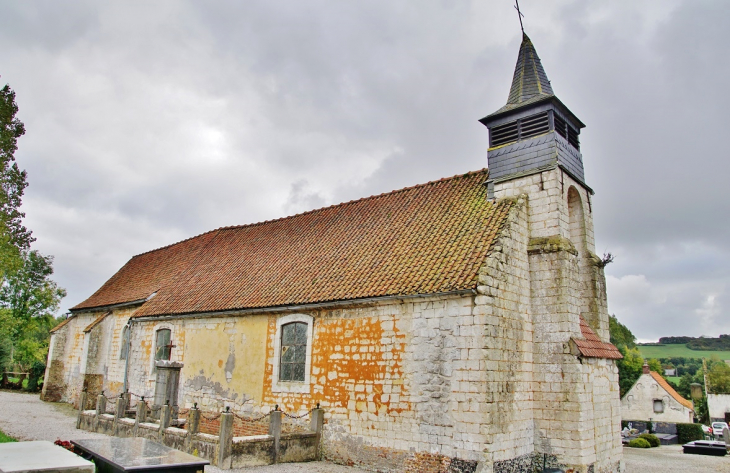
[553,113,580,151]
[489,111,549,147]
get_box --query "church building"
[43,34,623,473]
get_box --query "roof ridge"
[132,168,489,258]
[131,228,220,258]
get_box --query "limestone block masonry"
[46,181,622,472]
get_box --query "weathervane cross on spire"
[514,0,525,34]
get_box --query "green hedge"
[638,433,660,447]
[676,423,704,444]
[628,438,651,448]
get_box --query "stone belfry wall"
[493,169,622,473]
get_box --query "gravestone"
[72,437,208,472]
[153,360,183,419]
[0,440,94,472]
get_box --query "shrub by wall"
[676,423,704,444]
[628,438,651,448]
[638,433,660,447]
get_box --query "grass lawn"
[666,376,681,384]
[0,429,17,443]
[637,344,730,360]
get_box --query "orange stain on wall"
[262,312,409,416]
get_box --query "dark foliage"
[638,433,660,447]
[676,423,704,444]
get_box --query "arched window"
[567,186,585,252]
[280,322,307,381]
[155,328,172,361]
[119,326,130,360]
[272,314,313,393]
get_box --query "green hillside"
[638,344,730,360]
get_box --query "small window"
[280,322,307,381]
[653,399,664,413]
[120,326,130,360]
[155,328,172,361]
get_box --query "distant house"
[707,394,730,423]
[621,364,693,423]
[664,368,676,377]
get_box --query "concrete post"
[185,404,200,453]
[188,404,200,435]
[310,407,324,458]
[122,392,131,412]
[95,393,106,432]
[269,408,282,463]
[96,393,106,415]
[218,408,234,469]
[134,398,147,437]
[160,403,171,442]
[76,390,88,429]
[113,396,126,435]
[137,397,147,423]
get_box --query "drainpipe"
[122,319,133,393]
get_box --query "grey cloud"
[1,0,728,340]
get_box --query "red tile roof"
[573,317,623,359]
[650,371,693,410]
[72,169,514,317]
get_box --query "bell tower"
[480,33,588,200]
[478,32,623,473]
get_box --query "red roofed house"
[621,364,694,424]
[43,34,623,473]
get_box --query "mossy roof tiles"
[575,317,623,360]
[72,169,514,317]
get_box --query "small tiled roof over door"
[573,317,623,359]
[72,169,514,317]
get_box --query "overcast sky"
[1,0,728,342]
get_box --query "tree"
[609,314,636,350]
[706,357,730,394]
[0,84,33,254]
[617,346,643,397]
[647,358,663,374]
[609,314,644,396]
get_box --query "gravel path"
[3,390,730,472]
[622,443,730,472]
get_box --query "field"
[666,376,681,384]
[638,344,730,360]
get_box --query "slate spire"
[506,33,553,105]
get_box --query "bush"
[26,360,45,392]
[676,423,704,444]
[628,438,651,448]
[638,433,660,447]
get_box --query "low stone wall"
[75,392,323,470]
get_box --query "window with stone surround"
[272,314,313,393]
[155,328,172,361]
[653,399,664,413]
[280,322,307,381]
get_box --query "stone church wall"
[45,184,621,472]
[110,198,541,472]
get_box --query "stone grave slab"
[71,437,208,473]
[0,440,95,473]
